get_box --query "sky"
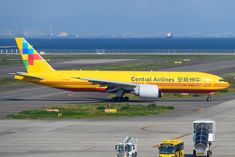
[1,0,235,36]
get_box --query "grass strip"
[7,103,174,119]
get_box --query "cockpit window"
[219,79,225,82]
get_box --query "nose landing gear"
[207,96,212,102]
[207,92,215,101]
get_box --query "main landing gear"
[111,97,129,102]
[111,89,129,102]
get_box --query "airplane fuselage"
[14,38,230,101]
[15,70,229,94]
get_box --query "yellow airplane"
[14,38,229,102]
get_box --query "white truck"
[193,120,216,157]
[115,136,137,157]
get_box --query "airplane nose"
[226,82,230,88]
[225,82,230,88]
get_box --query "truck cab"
[158,139,184,157]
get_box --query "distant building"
[57,32,69,37]
[166,32,174,38]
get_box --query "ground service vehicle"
[193,120,216,157]
[158,139,184,157]
[115,136,137,157]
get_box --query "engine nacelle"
[134,84,160,98]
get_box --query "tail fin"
[15,38,54,73]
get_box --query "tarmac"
[0,58,235,156]
[0,98,234,157]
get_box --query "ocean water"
[1,38,235,53]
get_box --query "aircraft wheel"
[111,97,129,102]
[207,97,212,101]
[111,97,122,102]
[111,97,117,102]
[117,97,122,102]
[122,97,129,102]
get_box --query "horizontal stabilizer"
[9,72,44,80]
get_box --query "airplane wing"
[10,72,44,80]
[74,77,137,93]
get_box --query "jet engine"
[134,84,160,98]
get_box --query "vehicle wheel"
[193,149,196,157]
[207,150,212,157]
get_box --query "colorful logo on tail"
[16,38,43,71]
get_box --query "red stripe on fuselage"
[160,89,216,93]
[57,87,107,92]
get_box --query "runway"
[0,57,235,156]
